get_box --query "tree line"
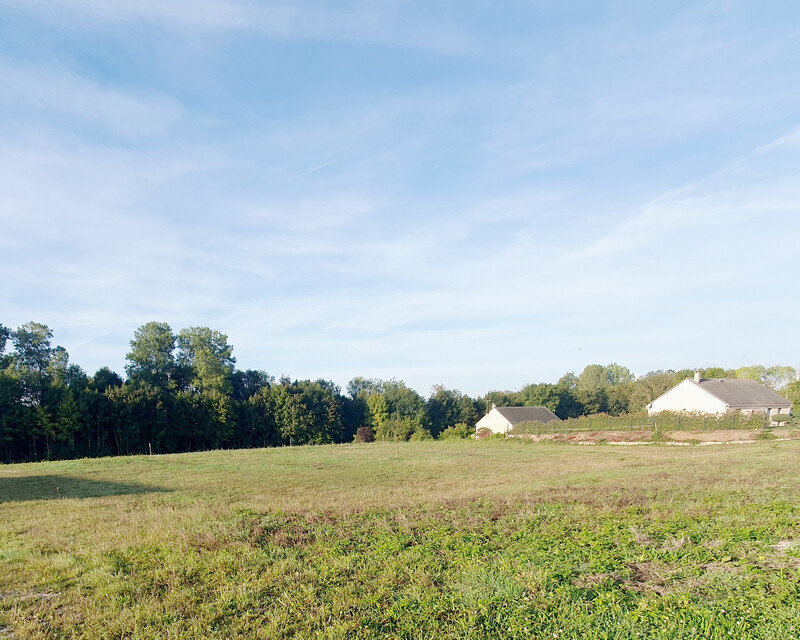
[0,321,797,462]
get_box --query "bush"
[374,417,421,441]
[353,426,375,443]
[771,414,791,425]
[438,423,473,440]
[409,427,434,441]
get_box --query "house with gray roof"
[475,405,561,435]
[647,372,791,422]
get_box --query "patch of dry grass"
[2,440,800,638]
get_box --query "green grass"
[2,440,800,638]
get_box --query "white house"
[648,372,791,420]
[475,405,561,435]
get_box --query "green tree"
[0,324,9,368]
[47,346,70,385]
[629,371,676,410]
[91,367,123,393]
[576,365,609,414]
[8,322,64,406]
[702,367,735,379]
[0,372,26,459]
[782,381,800,413]
[764,366,796,390]
[674,369,696,382]
[271,379,342,445]
[519,383,561,413]
[554,373,583,418]
[11,322,55,374]
[232,369,273,401]
[35,405,55,458]
[176,327,236,394]
[366,393,389,430]
[575,364,634,415]
[481,390,522,410]
[735,365,768,384]
[125,322,176,388]
[347,376,383,399]
[382,380,425,420]
[55,392,82,450]
[605,363,634,386]
[374,416,421,441]
[426,385,473,436]
[246,386,280,447]
[577,364,609,391]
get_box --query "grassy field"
[2,440,800,639]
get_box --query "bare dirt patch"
[771,540,800,554]
[522,430,654,444]
[668,430,792,443]
[516,429,797,445]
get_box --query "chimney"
[491,403,497,410]
[694,371,701,383]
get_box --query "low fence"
[509,411,794,435]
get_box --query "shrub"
[438,423,473,440]
[409,427,434,441]
[771,414,791,425]
[475,427,495,440]
[353,426,375,443]
[374,417,421,441]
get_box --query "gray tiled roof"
[697,379,791,409]
[494,406,561,424]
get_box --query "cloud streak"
[6,0,473,54]
[2,2,799,394]
[0,58,183,138]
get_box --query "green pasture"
[2,440,800,639]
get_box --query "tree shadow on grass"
[0,475,170,504]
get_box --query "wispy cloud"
[756,125,800,153]
[6,0,473,53]
[2,2,799,394]
[0,58,183,138]
[565,126,800,263]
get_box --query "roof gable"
[696,379,791,408]
[494,406,561,424]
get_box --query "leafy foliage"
[354,426,375,443]
[1,320,796,462]
[438,423,473,439]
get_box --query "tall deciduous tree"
[232,369,273,401]
[0,324,9,366]
[764,366,796,390]
[125,322,176,388]
[11,322,55,374]
[91,367,123,393]
[735,365,768,384]
[702,367,735,379]
[8,322,65,405]
[176,327,236,394]
[366,393,389,430]
[782,381,800,412]
[629,371,676,410]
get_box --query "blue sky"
[1,1,799,396]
